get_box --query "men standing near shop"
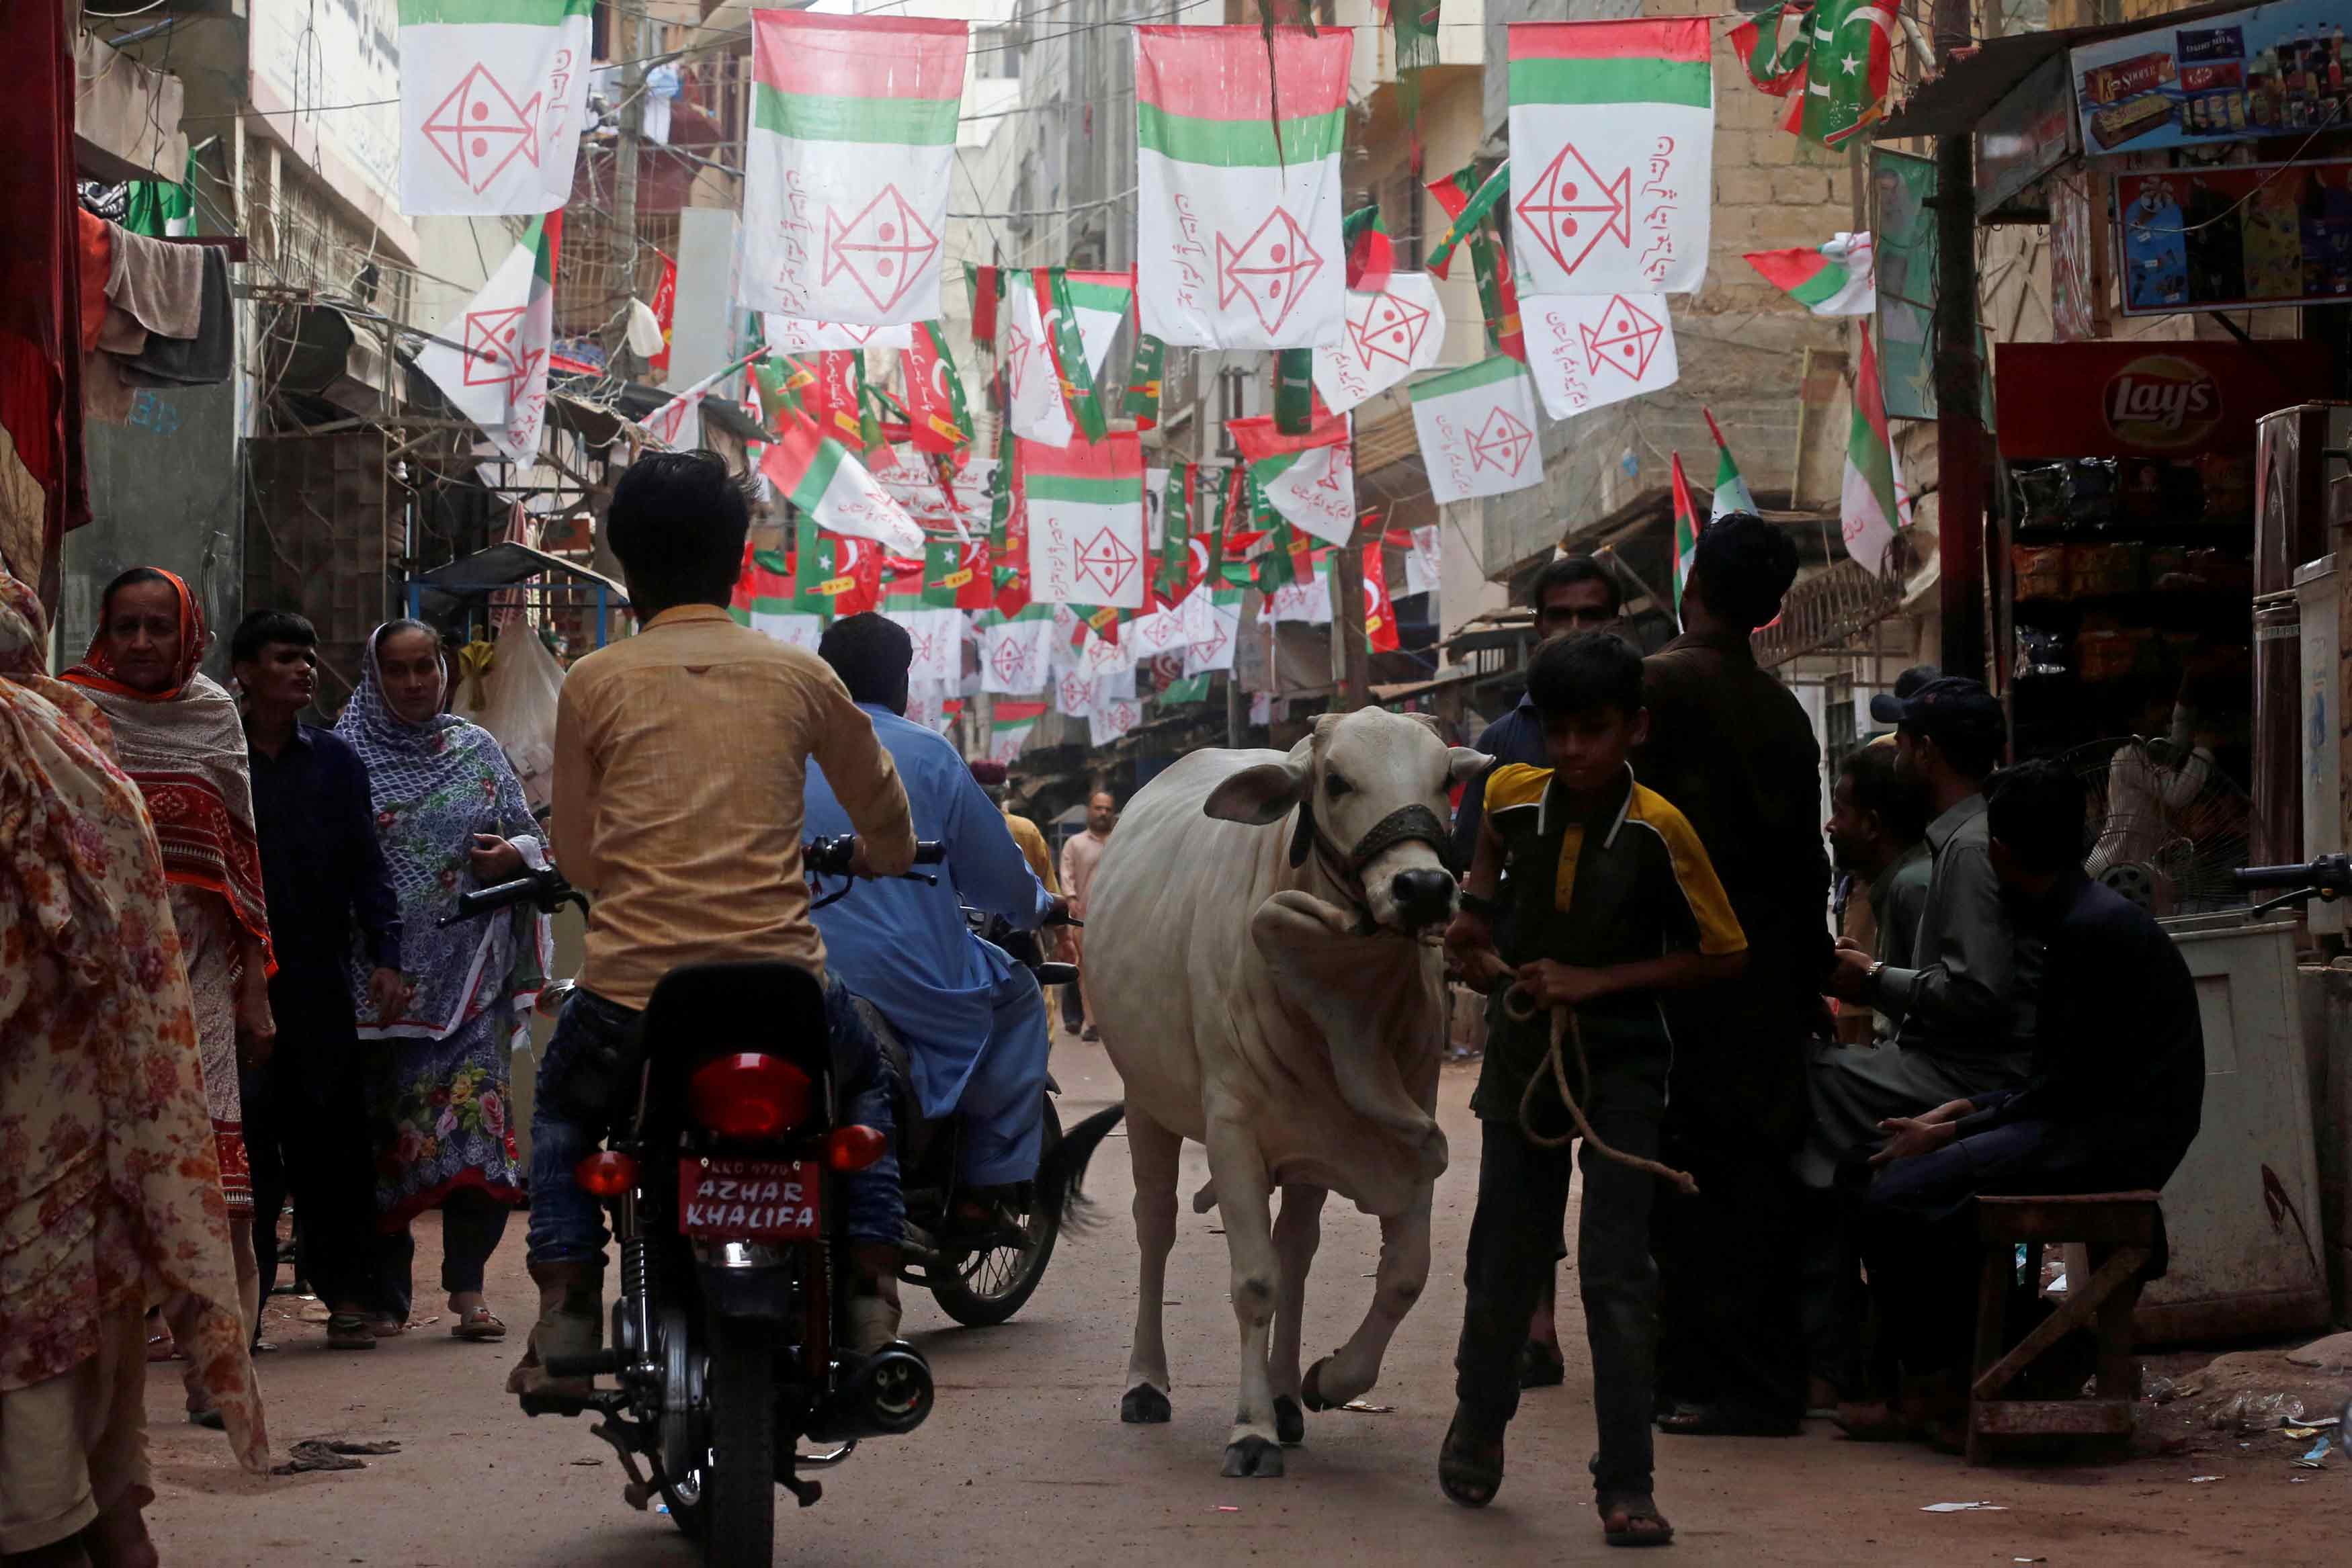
[1058,789,1117,1041]
[233,610,409,1349]
[1636,514,1828,1438]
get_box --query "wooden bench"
[1968,1192,2162,1465]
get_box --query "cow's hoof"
[1274,1395,1305,1446]
[1221,1436,1286,1479]
[1121,1385,1172,1425]
[1300,1356,1338,1413]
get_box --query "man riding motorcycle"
[804,613,1062,1237]
[514,451,920,1401]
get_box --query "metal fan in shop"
[2072,736,2252,914]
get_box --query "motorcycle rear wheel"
[929,1096,1063,1328]
[700,1317,776,1568]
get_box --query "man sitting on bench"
[1840,758,2206,1444]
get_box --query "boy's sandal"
[325,1313,378,1350]
[1437,1411,1505,1509]
[452,1307,507,1341]
[1599,1493,1675,1547]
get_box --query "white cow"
[1062,709,1486,1479]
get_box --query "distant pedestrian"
[233,609,409,1353]
[61,568,277,1424]
[1058,789,1117,1040]
[337,621,549,1343]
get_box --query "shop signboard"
[2113,158,2352,314]
[1993,339,2330,460]
[1870,149,1938,421]
[2070,1,2349,159]
[1977,56,2080,214]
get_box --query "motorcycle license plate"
[677,1158,822,1241]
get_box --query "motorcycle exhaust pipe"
[806,1344,935,1440]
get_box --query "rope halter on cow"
[1287,796,1454,935]
[1501,986,1700,1196]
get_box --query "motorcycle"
[445,837,1113,1566]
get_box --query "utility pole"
[1329,534,1371,711]
[612,3,649,381]
[1929,0,1986,682]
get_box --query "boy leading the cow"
[1441,631,1748,1547]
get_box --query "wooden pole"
[1931,0,1987,682]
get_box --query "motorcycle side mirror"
[534,979,577,1019]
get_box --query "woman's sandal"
[1437,1411,1505,1509]
[1599,1493,1675,1548]
[325,1313,378,1351]
[452,1306,507,1341]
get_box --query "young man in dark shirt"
[1441,632,1747,1546]
[1846,759,2204,1442]
[233,610,407,1350]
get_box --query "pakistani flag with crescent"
[742,12,966,325]
[416,214,562,466]
[1135,25,1351,349]
[1507,19,1713,296]
[398,0,593,216]
[1007,272,1132,448]
[1802,0,1902,148]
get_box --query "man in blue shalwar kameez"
[803,613,1060,1212]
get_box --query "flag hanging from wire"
[742,11,967,325]
[398,0,593,216]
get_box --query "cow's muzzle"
[1291,801,1456,932]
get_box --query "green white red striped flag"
[1507,19,1713,295]
[1409,356,1543,505]
[1021,433,1146,609]
[398,0,592,216]
[1135,25,1351,349]
[1669,451,1700,612]
[758,406,924,555]
[987,699,1047,764]
[1743,232,1876,316]
[417,214,563,465]
[1703,408,1757,521]
[1228,412,1355,548]
[1843,321,1906,577]
[743,13,966,325]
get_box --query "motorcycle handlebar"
[2232,855,2352,896]
[804,836,947,879]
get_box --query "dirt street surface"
[146,1038,2344,1567]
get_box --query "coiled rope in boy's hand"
[1503,984,1699,1196]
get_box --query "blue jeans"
[526,977,904,1267]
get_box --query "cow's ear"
[1204,756,1311,825]
[1447,746,1493,783]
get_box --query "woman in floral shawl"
[1,569,267,1561]
[338,619,549,1340]
[60,568,274,1422]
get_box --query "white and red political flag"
[1229,412,1355,548]
[981,605,1055,695]
[761,315,915,354]
[743,13,966,324]
[1521,292,1679,420]
[398,0,592,216]
[1507,19,1713,296]
[1182,584,1243,676]
[1409,356,1544,505]
[1405,523,1441,597]
[417,214,563,465]
[1021,434,1146,609]
[1312,273,1448,415]
[1007,272,1131,447]
[1135,25,1350,349]
[988,699,1046,763]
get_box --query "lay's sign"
[1995,340,2328,460]
[2103,355,2223,449]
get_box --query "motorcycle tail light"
[827,1124,888,1171]
[576,1150,638,1197]
[687,1053,812,1139]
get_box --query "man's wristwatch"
[1863,958,1886,994]
[1459,890,1505,920]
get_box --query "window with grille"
[1824,674,1859,774]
